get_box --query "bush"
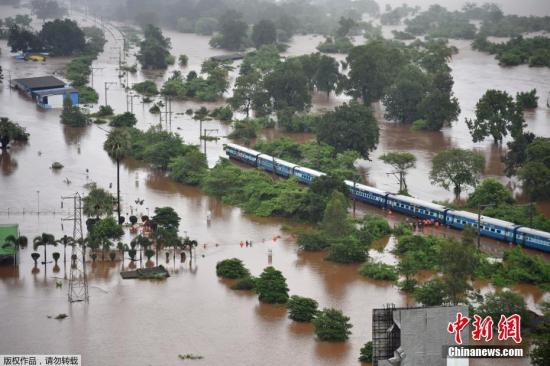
[297,230,330,251]
[231,276,257,290]
[168,148,208,185]
[216,258,250,279]
[516,89,538,109]
[51,162,64,170]
[313,308,353,341]
[287,295,318,322]
[133,80,158,96]
[357,215,391,244]
[476,290,529,322]
[411,119,429,131]
[255,266,289,304]
[413,278,448,306]
[359,261,398,281]
[326,237,367,264]
[210,105,233,122]
[178,54,188,67]
[109,112,137,128]
[78,86,99,104]
[60,98,88,127]
[96,105,114,117]
[359,341,373,362]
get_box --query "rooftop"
[12,76,66,90]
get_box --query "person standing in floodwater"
[240,241,244,248]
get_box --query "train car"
[446,210,517,243]
[225,143,261,166]
[257,154,299,177]
[345,181,389,208]
[516,227,550,252]
[386,194,447,221]
[293,166,325,185]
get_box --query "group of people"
[407,218,441,231]
[240,240,253,248]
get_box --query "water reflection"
[0,150,18,176]
[254,302,287,322]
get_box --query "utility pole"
[90,67,102,88]
[62,193,89,303]
[203,129,218,158]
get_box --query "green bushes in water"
[473,36,550,68]
[216,258,250,279]
[359,341,373,362]
[132,80,158,96]
[287,295,319,322]
[316,37,354,54]
[413,278,448,306]
[325,236,368,264]
[210,105,233,122]
[77,86,98,104]
[228,117,274,140]
[359,261,398,281]
[231,276,257,290]
[491,247,550,289]
[255,266,289,304]
[357,214,392,243]
[516,89,538,109]
[297,230,330,251]
[313,308,353,341]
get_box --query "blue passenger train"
[224,143,550,253]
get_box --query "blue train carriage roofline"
[344,180,388,196]
[448,209,517,230]
[388,194,447,213]
[516,226,550,252]
[225,143,262,157]
[294,166,326,177]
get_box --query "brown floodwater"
[0,5,549,366]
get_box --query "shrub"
[411,119,429,130]
[288,295,318,322]
[476,290,529,322]
[78,86,99,103]
[359,341,373,362]
[326,237,367,264]
[178,54,188,67]
[357,214,391,244]
[255,266,289,304]
[210,105,233,122]
[297,230,330,251]
[96,105,114,117]
[60,98,89,127]
[216,258,250,279]
[133,80,158,96]
[516,89,538,109]
[51,162,64,170]
[109,112,137,128]
[359,261,398,281]
[313,308,353,341]
[231,276,256,290]
[413,278,447,306]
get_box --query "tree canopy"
[429,148,485,199]
[255,266,289,304]
[380,152,416,194]
[137,25,172,69]
[0,117,29,149]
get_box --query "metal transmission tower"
[62,193,89,303]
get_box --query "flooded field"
[0,4,549,365]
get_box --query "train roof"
[345,181,388,196]
[517,226,550,238]
[257,154,299,168]
[389,194,446,212]
[294,166,325,177]
[449,210,518,229]
[226,143,261,157]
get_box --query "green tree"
[104,128,132,223]
[7,24,42,53]
[60,97,88,127]
[229,71,270,118]
[413,278,447,306]
[0,117,29,149]
[383,64,430,123]
[380,152,416,193]
[359,341,373,363]
[321,191,352,238]
[109,112,137,128]
[287,295,318,322]
[317,101,379,158]
[216,258,250,279]
[518,138,550,200]
[297,230,330,251]
[313,308,353,341]
[465,90,524,144]
[132,80,158,96]
[137,25,172,69]
[440,234,478,304]
[344,40,407,104]
[83,183,115,218]
[315,55,340,97]
[211,10,248,50]
[326,236,368,263]
[466,178,514,208]
[152,207,181,231]
[255,266,289,304]
[430,148,485,199]
[263,58,311,115]
[476,291,528,321]
[168,148,208,185]
[531,302,550,366]
[39,19,85,56]
[251,19,277,49]
[516,89,538,109]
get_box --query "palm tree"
[33,233,55,268]
[2,235,28,265]
[104,128,132,225]
[56,235,74,265]
[183,237,198,261]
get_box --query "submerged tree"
[313,308,353,341]
[137,25,172,69]
[430,148,485,199]
[33,233,56,268]
[104,128,132,223]
[0,117,29,149]
[83,183,115,218]
[255,266,289,304]
[380,152,416,194]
